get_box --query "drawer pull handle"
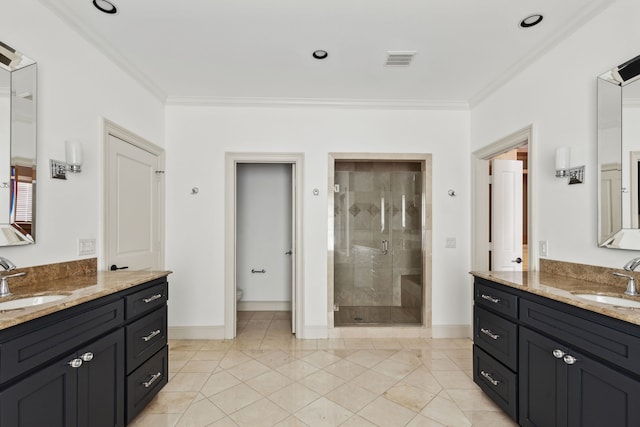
[480,370,500,386]
[143,372,162,388]
[552,349,565,359]
[480,328,500,340]
[481,294,500,304]
[143,294,163,303]
[563,355,578,365]
[80,352,94,362]
[68,358,83,368]
[142,329,161,342]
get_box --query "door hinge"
[155,170,165,174]
[334,184,340,193]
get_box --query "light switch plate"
[539,240,548,257]
[445,237,456,248]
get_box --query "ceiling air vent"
[385,51,416,67]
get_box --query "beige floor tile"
[298,369,346,395]
[273,416,309,426]
[179,360,220,373]
[255,350,296,369]
[229,398,290,427]
[350,369,399,394]
[371,358,416,380]
[463,410,519,427]
[169,340,206,351]
[371,339,404,349]
[325,383,378,413]
[191,350,227,361]
[209,383,263,414]
[340,414,378,427]
[294,397,353,427]
[447,388,503,411]
[419,394,472,426]
[275,360,319,381]
[200,371,241,397]
[225,359,270,382]
[169,359,188,373]
[423,357,462,371]
[401,367,444,395]
[218,351,253,369]
[346,349,393,368]
[358,396,418,427]
[144,391,199,413]
[207,416,241,426]
[431,370,477,389]
[316,338,346,350]
[383,384,437,412]
[267,382,320,413]
[388,349,425,368]
[405,414,446,426]
[163,372,210,392]
[343,338,375,349]
[175,398,226,427]
[245,370,293,395]
[323,359,367,381]
[301,350,343,368]
[128,412,182,427]
[169,350,197,362]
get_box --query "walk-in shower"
[333,161,424,326]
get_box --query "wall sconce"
[65,140,82,173]
[555,146,584,185]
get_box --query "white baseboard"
[237,301,291,311]
[301,325,329,339]
[168,326,225,340]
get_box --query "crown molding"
[469,0,615,108]
[166,96,469,110]
[38,0,167,103]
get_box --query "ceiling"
[41,0,613,107]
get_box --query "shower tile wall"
[334,162,423,324]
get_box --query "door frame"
[101,118,166,271]
[224,152,304,339]
[471,125,535,272]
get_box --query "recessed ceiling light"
[93,0,118,15]
[520,14,543,28]
[312,50,328,60]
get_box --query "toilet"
[236,288,243,302]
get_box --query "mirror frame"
[0,41,36,246]
[598,54,640,249]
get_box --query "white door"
[289,163,296,333]
[236,164,293,327]
[491,159,523,271]
[106,133,162,271]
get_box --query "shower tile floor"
[334,306,421,326]
[129,311,516,427]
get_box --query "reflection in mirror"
[0,41,36,246]
[598,54,640,249]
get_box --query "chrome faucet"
[624,257,640,272]
[0,257,24,298]
[614,257,640,296]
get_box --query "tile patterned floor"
[129,311,518,427]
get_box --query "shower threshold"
[334,305,421,326]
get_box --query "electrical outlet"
[539,240,548,257]
[79,238,96,256]
[445,237,456,248]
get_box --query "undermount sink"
[0,295,69,311]
[573,293,640,309]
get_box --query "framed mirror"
[598,54,640,249]
[0,41,36,246]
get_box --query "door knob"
[511,257,523,264]
[110,264,129,271]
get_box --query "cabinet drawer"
[126,307,167,374]
[473,345,517,421]
[0,300,124,384]
[127,345,168,423]
[474,306,518,371]
[475,279,518,319]
[125,280,168,320]
[520,299,640,377]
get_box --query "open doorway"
[224,153,303,339]
[472,126,534,272]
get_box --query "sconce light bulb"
[555,146,570,177]
[65,140,83,173]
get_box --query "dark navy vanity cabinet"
[474,277,640,426]
[0,277,168,427]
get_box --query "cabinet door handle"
[142,372,162,388]
[80,352,94,362]
[481,294,501,304]
[563,355,578,365]
[552,349,565,359]
[480,328,500,340]
[68,358,83,368]
[480,370,500,386]
[142,329,161,342]
[143,294,163,303]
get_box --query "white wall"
[0,1,165,267]
[471,0,640,269]
[165,105,471,335]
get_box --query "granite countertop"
[0,270,172,330]
[471,270,640,326]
